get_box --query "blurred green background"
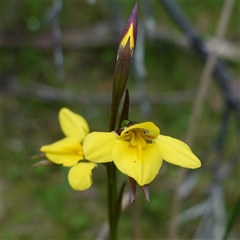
[2,1,239,239]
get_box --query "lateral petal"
[68,162,97,191]
[83,132,118,163]
[59,108,89,140]
[155,135,201,168]
[40,137,83,166]
[113,140,163,186]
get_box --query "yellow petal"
[83,132,118,163]
[68,162,97,191]
[40,137,83,166]
[155,135,201,168]
[121,122,160,139]
[112,140,163,186]
[59,108,89,140]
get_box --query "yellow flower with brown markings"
[83,121,201,186]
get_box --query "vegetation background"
[2,1,239,239]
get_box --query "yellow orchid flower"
[83,121,201,186]
[40,108,97,191]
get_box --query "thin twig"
[2,25,239,63]
[185,0,235,147]
[3,76,197,105]
[43,0,64,82]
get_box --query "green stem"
[107,36,131,240]
[107,162,117,240]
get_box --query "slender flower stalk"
[107,161,117,240]
[107,4,138,240]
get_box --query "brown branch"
[2,22,239,62]
[3,76,195,105]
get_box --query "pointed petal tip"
[195,160,202,168]
[33,159,57,167]
[132,3,138,16]
[142,185,150,204]
[128,177,137,205]
[30,153,46,160]
[129,191,136,206]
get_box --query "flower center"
[121,129,149,148]
[72,145,83,156]
[130,130,147,148]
